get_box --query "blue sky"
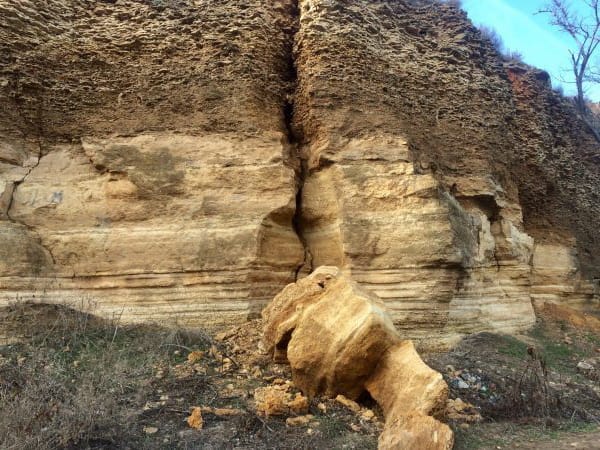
[461,0,600,101]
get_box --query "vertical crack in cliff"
[292,151,313,280]
[4,149,57,267]
[284,0,312,280]
[5,144,41,225]
[6,169,56,267]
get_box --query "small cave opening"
[274,328,294,363]
[356,389,379,410]
[458,194,501,223]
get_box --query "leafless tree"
[539,1,600,127]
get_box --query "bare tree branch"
[540,0,600,140]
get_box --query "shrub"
[479,25,504,54]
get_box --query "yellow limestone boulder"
[262,266,453,449]
[366,341,453,450]
[263,266,400,399]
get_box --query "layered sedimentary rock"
[1,0,598,339]
[262,267,453,450]
[2,134,303,324]
[292,0,540,342]
[0,0,303,325]
[531,242,596,312]
[506,65,600,313]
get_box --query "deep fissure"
[292,158,313,281]
[284,0,313,281]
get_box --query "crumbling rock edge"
[262,266,454,450]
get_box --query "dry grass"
[499,347,561,419]
[0,303,380,450]
[4,302,598,450]
[0,302,212,449]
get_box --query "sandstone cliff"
[0,0,303,325]
[1,0,598,344]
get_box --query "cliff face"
[506,65,600,312]
[0,0,303,324]
[1,0,598,343]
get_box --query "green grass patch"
[529,325,586,373]
[585,333,600,347]
[497,335,529,358]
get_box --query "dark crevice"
[283,99,298,145]
[292,160,313,280]
[284,0,312,281]
[275,328,294,362]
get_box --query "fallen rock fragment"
[286,414,314,427]
[263,266,401,399]
[212,407,243,417]
[288,393,310,414]
[365,341,447,417]
[187,350,204,364]
[199,406,244,417]
[254,384,309,417]
[262,266,454,450]
[254,385,290,416]
[445,398,482,423]
[187,407,203,430]
[361,409,376,421]
[336,394,361,413]
[378,414,453,450]
[365,341,452,450]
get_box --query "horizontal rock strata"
[1,133,304,325]
[291,0,542,342]
[1,0,598,339]
[0,0,303,326]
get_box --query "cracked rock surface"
[0,0,598,338]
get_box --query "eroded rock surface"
[290,0,597,341]
[0,0,598,338]
[262,266,453,450]
[0,0,303,325]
